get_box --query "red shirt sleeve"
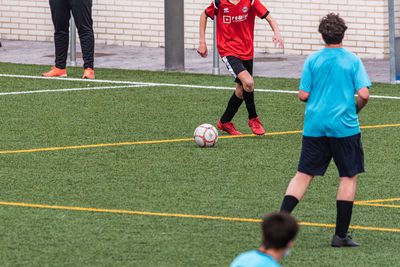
[205,2,217,19]
[252,0,269,19]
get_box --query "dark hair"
[318,13,347,45]
[261,212,299,249]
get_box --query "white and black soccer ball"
[193,124,218,147]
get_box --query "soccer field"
[0,62,399,266]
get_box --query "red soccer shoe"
[82,67,95,79]
[42,66,67,77]
[217,120,243,135]
[248,117,265,135]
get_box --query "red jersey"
[205,0,269,60]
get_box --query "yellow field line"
[0,201,399,233]
[298,222,399,232]
[355,203,400,208]
[360,124,400,129]
[0,123,399,155]
[355,198,400,203]
[0,201,259,223]
[0,130,302,154]
[353,198,400,208]
[0,139,193,154]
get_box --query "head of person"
[261,212,299,252]
[319,13,348,45]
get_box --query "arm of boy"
[356,87,369,113]
[265,14,284,48]
[197,12,209,58]
[298,90,310,102]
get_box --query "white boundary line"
[369,95,400,100]
[0,85,147,96]
[0,73,295,93]
[1,73,400,100]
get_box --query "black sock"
[243,91,257,119]
[220,92,243,123]
[335,200,354,238]
[280,195,299,213]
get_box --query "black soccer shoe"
[331,234,360,247]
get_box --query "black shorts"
[298,133,365,177]
[222,56,253,84]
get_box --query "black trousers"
[49,0,94,69]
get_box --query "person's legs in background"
[71,0,95,78]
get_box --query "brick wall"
[0,0,398,59]
[0,0,52,42]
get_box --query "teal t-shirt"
[299,48,371,137]
[230,250,281,267]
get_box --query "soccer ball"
[194,124,218,147]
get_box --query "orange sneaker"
[217,119,243,135]
[42,66,67,77]
[248,117,265,135]
[82,67,95,79]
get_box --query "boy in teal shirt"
[230,212,298,267]
[280,13,370,247]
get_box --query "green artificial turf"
[0,62,399,266]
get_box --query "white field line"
[0,85,147,96]
[369,95,400,100]
[0,73,295,94]
[1,73,400,100]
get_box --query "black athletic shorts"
[298,133,365,178]
[222,56,253,84]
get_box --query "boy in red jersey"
[197,0,284,135]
